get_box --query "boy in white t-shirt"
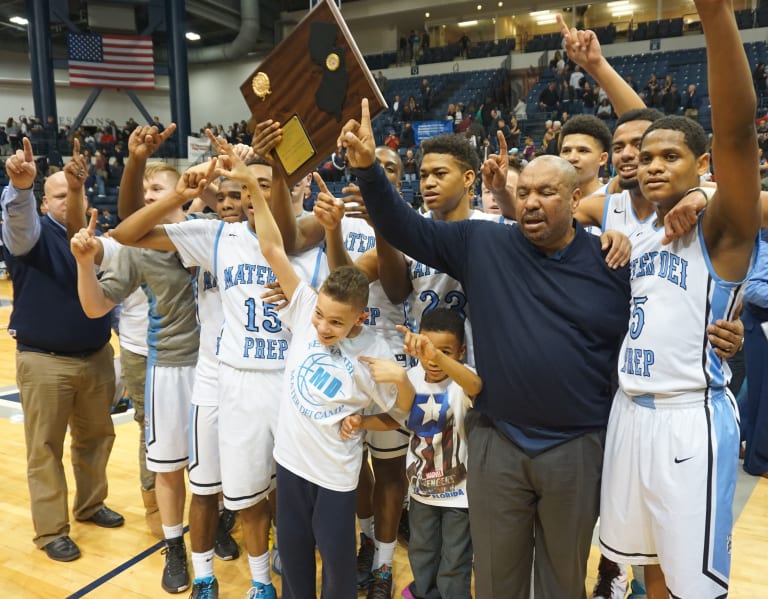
[215,140,415,599]
[342,308,482,599]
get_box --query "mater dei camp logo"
[291,347,354,420]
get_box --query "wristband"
[683,186,709,205]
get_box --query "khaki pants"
[120,347,153,490]
[17,344,116,548]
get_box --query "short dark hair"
[419,308,465,344]
[246,156,271,168]
[375,145,404,179]
[319,265,370,311]
[421,134,479,173]
[643,115,708,157]
[560,115,612,153]
[615,108,664,128]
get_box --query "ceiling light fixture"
[185,32,201,41]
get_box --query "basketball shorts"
[145,363,195,473]
[599,388,739,598]
[218,363,280,510]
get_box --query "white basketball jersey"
[193,264,223,401]
[340,217,406,362]
[167,219,302,371]
[602,190,654,236]
[619,218,748,396]
[405,209,497,365]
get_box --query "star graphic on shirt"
[416,395,442,426]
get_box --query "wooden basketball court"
[0,276,764,598]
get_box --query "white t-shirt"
[118,287,149,356]
[274,282,398,492]
[401,364,472,508]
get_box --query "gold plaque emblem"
[251,72,271,101]
[325,52,340,71]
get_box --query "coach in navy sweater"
[2,139,122,562]
[342,100,631,599]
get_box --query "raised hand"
[339,182,373,225]
[127,123,177,160]
[176,158,217,202]
[260,282,290,311]
[232,143,255,164]
[557,14,603,71]
[396,324,439,363]
[63,138,89,191]
[5,137,36,189]
[70,208,100,264]
[338,98,376,169]
[358,355,408,384]
[207,129,253,185]
[312,173,345,231]
[481,131,509,193]
[251,120,283,163]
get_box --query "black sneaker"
[161,536,190,593]
[367,564,393,599]
[219,508,236,533]
[592,555,628,599]
[214,512,239,561]
[356,532,375,590]
[190,576,218,599]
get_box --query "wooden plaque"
[240,0,387,186]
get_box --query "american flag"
[67,32,155,90]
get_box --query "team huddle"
[1,1,762,599]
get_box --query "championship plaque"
[240,0,387,186]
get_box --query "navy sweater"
[4,216,111,354]
[357,162,631,434]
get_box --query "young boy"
[215,138,414,599]
[342,308,482,599]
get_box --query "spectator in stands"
[98,209,116,233]
[581,80,597,114]
[754,62,768,97]
[93,151,108,197]
[522,135,536,161]
[99,128,116,149]
[460,34,471,59]
[384,129,400,152]
[0,126,9,156]
[493,119,513,153]
[539,81,560,114]
[544,120,562,155]
[570,65,584,90]
[409,30,421,61]
[421,30,430,52]
[682,83,703,119]
[624,73,638,92]
[559,79,575,111]
[662,73,674,94]
[403,149,418,183]
[514,97,527,121]
[421,79,432,113]
[661,83,682,115]
[400,122,416,148]
[152,116,165,133]
[331,144,349,182]
[508,116,521,148]
[645,73,661,107]
[6,118,20,152]
[404,95,421,122]
[375,71,388,95]
[391,94,403,123]
[595,97,614,120]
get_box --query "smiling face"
[312,292,367,346]
[637,129,708,210]
[612,120,653,191]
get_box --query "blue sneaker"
[627,579,647,599]
[245,582,277,599]
[190,576,219,599]
[271,545,282,576]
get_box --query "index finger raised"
[22,137,34,162]
[312,172,331,196]
[87,208,98,235]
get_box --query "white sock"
[248,552,271,585]
[373,539,396,570]
[191,549,215,580]
[359,516,375,539]
[162,523,184,540]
